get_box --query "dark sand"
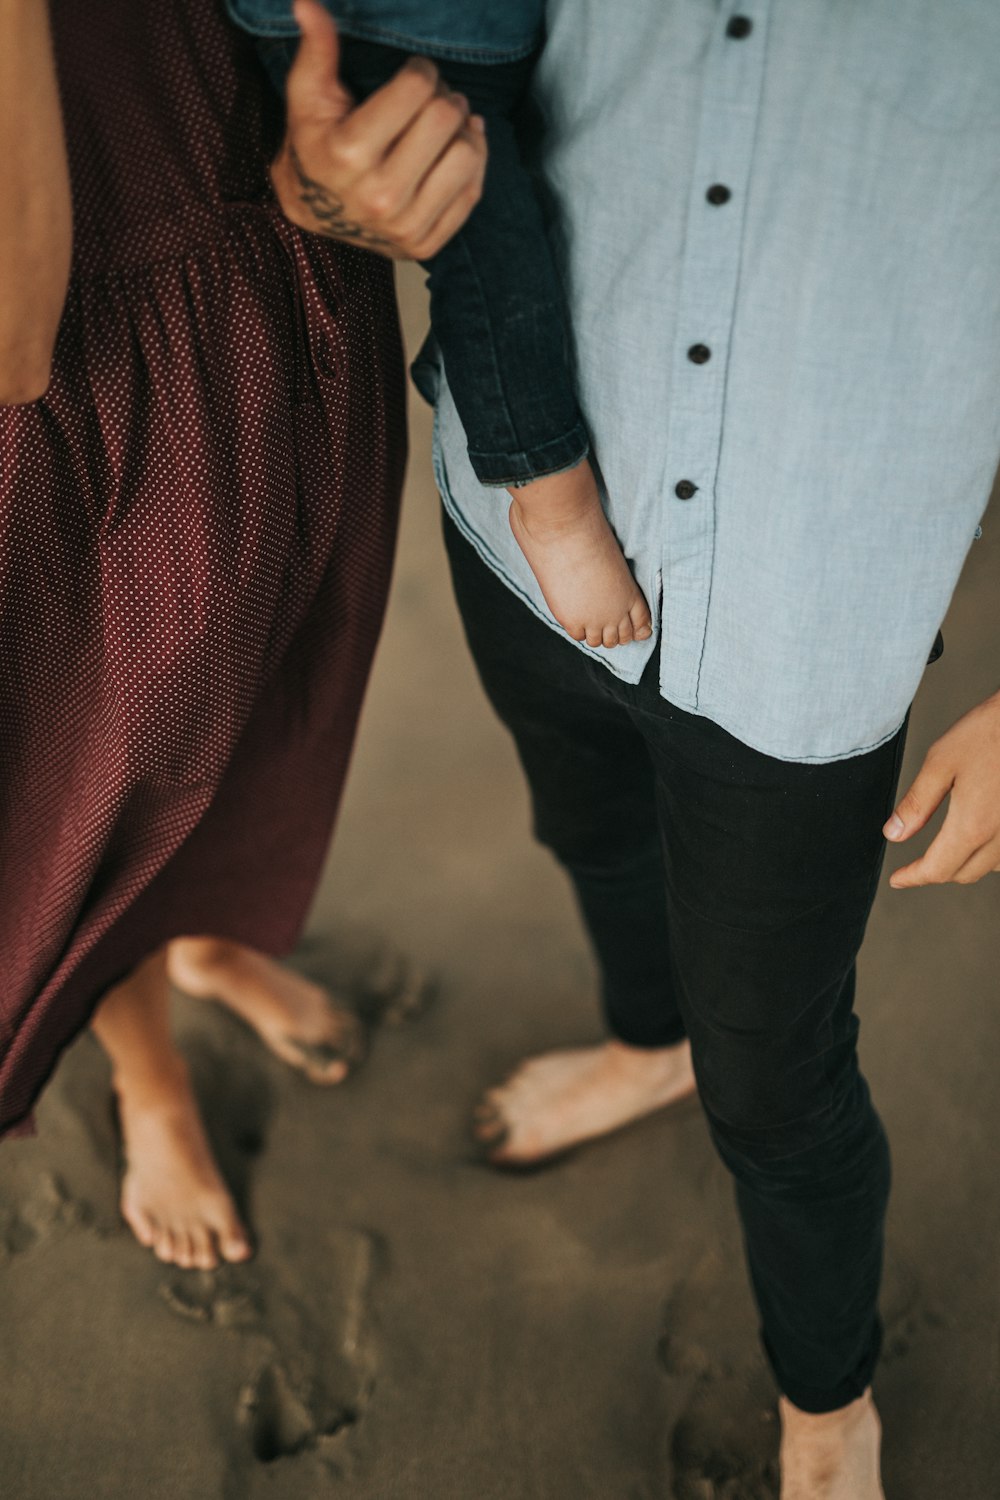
[2,266,998,1499]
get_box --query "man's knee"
[697,1049,881,1187]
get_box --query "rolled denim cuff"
[468,421,591,489]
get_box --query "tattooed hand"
[270,0,486,260]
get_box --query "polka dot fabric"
[0,0,406,1135]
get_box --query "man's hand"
[884,687,1000,887]
[270,0,486,260]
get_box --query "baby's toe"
[631,601,653,641]
[602,624,620,649]
[618,614,634,645]
[585,626,604,648]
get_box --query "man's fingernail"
[884,813,904,840]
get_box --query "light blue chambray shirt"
[433,0,1000,763]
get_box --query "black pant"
[444,513,910,1413]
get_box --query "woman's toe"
[221,1235,253,1264]
[174,1231,197,1269]
[214,1211,253,1264]
[154,1228,178,1264]
[190,1226,218,1271]
[291,1039,350,1085]
[123,1201,158,1247]
[281,1012,366,1086]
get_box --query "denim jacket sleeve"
[225,0,542,63]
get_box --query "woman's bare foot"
[779,1391,885,1499]
[167,937,365,1086]
[115,1056,253,1269]
[508,458,653,650]
[473,1037,696,1167]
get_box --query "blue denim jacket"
[226,0,542,62]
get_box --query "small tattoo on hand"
[286,144,392,248]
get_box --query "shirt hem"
[664,694,909,765]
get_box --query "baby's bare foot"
[779,1391,885,1500]
[167,937,365,1086]
[473,1038,696,1166]
[115,1060,252,1269]
[508,459,653,649]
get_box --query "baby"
[230,0,652,650]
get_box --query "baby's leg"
[508,460,652,648]
[339,42,651,648]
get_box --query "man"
[276,2,1000,1495]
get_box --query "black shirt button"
[675,480,698,500]
[706,183,732,205]
[727,16,753,39]
[687,343,711,364]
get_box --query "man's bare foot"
[115,1058,253,1269]
[167,937,365,1086]
[508,458,653,650]
[473,1038,696,1167]
[779,1391,885,1500]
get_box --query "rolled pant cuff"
[767,1323,882,1415]
[606,1004,687,1050]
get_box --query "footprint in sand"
[240,1359,357,1463]
[879,1255,946,1363]
[157,1225,381,1476]
[657,1246,778,1498]
[238,1228,379,1471]
[0,1171,93,1258]
[669,1374,780,1500]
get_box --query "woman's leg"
[166,938,365,1086]
[91,949,253,1269]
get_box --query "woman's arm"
[0,0,71,404]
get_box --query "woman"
[0,0,481,1270]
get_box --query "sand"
[2,265,998,1499]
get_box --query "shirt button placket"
[662,2,769,709]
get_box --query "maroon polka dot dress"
[0,0,406,1135]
